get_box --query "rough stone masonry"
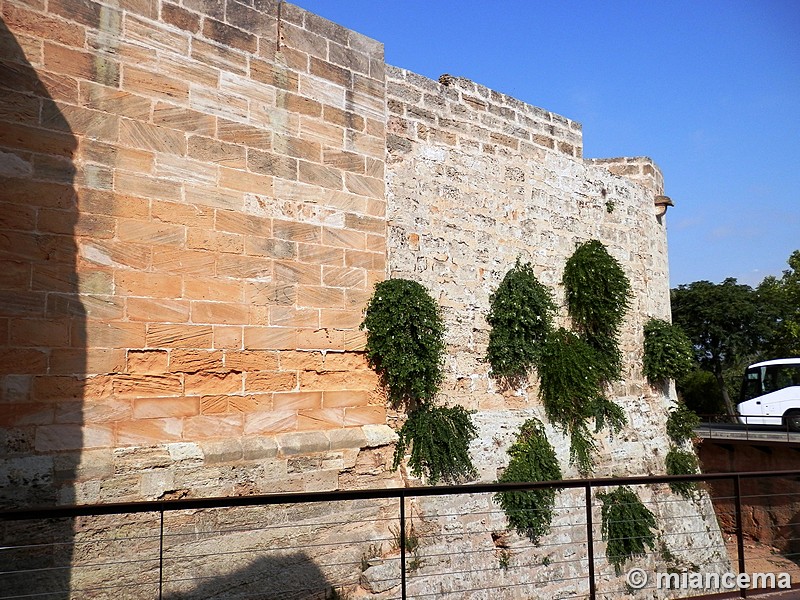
[0,0,727,597]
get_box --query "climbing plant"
[598,486,658,575]
[562,239,631,379]
[494,418,562,543]
[537,328,626,474]
[665,402,700,446]
[361,279,445,409]
[665,448,700,499]
[362,278,477,484]
[642,318,695,383]
[392,403,477,484]
[485,260,556,380]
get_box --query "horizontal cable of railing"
[4,469,800,521]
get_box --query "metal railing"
[696,413,800,444]
[2,470,800,599]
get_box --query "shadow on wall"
[0,15,84,600]
[163,552,336,600]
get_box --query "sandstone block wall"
[1,2,730,598]
[1,0,397,506]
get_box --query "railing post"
[159,506,164,600]
[733,475,746,599]
[585,484,596,600]
[400,494,407,600]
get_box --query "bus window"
[741,369,763,402]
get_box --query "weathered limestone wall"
[1,1,728,597]
[386,67,673,479]
[0,0,399,508]
[383,68,726,598]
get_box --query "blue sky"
[291,0,799,287]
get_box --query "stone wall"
[0,1,729,597]
[1,0,400,508]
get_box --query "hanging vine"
[362,278,476,484]
[494,418,562,543]
[485,260,556,381]
[598,486,658,575]
[642,318,695,383]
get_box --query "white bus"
[737,358,800,430]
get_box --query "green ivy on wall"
[598,486,658,575]
[665,447,700,499]
[362,278,477,484]
[361,279,445,409]
[643,318,695,383]
[494,418,562,543]
[485,260,556,381]
[393,404,477,484]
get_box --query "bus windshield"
[740,363,800,403]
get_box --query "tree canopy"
[671,249,800,416]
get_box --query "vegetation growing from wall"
[361,279,446,409]
[362,279,476,484]
[538,328,624,473]
[598,486,658,575]
[392,404,477,484]
[666,402,700,445]
[485,260,556,381]
[563,239,631,379]
[665,448,700,498]
[643,318,695,383]
[494,418,562,543]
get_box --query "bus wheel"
[784,411,800,432]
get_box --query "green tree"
[670,278,769,416]
[757,250,800,358]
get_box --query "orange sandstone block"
[228,394,269,412]
[323,352,370,371]
[268,306,319,328]
[117,218,186,246]
[213,325,244,349]
[243,326,298,350]
[322,390,370,408]
[112,374,183,398]
[132,396,200,419]
[243,410,297,435]
[59,396,132,424]
[319,309,362,330]
[245,371,297,393]
[0,403,54,427]
[278,350,324,371]
[115,271,182,298]
[300,369,377,391]
[200,395,228,415]
[183,414,243,439]
[187,228,243,254]
[116,417,182,446]
[127,297,190,323]
[78,322,146,349]
[297,328,345,350]
[151,201,215,229]
[35,423,114,452]
[322,266,366,289]
[9,318,70,347]
[343,405,386,427]
[126,350,169,374]
[169,349,224,373]
[296,286,344,309]
[191,301,250,325]
[184,277,243,303]
[184,371,243,395]
[146,324,213,348]
[49,348,126,375]
[152,248,216,276]
[271,391,321,411]
[224,350,279,371]
[297,408,344,431]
